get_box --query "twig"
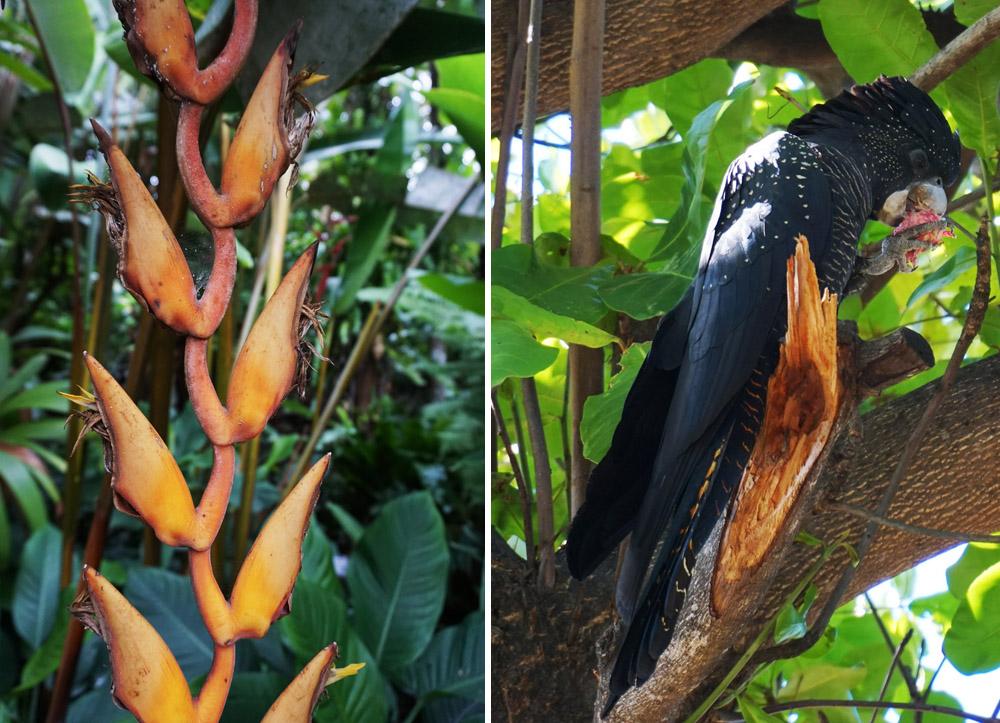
[833,502,1000,545]
[762,698,1000,723]
[948,175,1000,214]
[567,0,606,519]
[909,5,1000,91]
[492,390,536,579]
[865,594,920,701]
[522,378,555,588]
[868,623,914,723]
[490,0,530,250]
[755,215,991,667]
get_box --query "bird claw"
[861,219,952,275]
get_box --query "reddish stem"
[190,548,235,647]
[196,226,238,336]
[176,102,231,228]
[194,444,236,548]
[194,643,236,722]
[185,336,232,445]
[197,0,259,104]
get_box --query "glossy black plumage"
[565,76,961,716]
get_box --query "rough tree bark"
[491,347,1000,722]
[491,1,966,133]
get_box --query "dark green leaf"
[906,245,977,309]
[281,578,386,723]
[12,524,61,647]
[0,450,47,531]
[347,491,449,671]
[0,51,52,92]
[492,244,613,324]
[218,673,288,723]
[331,204,396,315]
[16,585,74,691]
[396,610,484,715]
[598,270,691,320]
[300,517,342,595]
[127,567,213,679]
[0,380,69,414]
[326,501,365,543]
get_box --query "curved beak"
[877,180,948,226]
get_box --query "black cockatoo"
[565,76,961,715]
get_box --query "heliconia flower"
[71,566,196,720]
[225,243,321,445]
[227,454,329,641]
[72,120,219,339]
[220,22,317,228]
[73,353,219,551]
[112,0,257,105]
[261,643,364,723]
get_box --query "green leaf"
[1,418,68,444]
[580,343,648,463]
[347,492,449,671]
[218,673,288,723]
[947,542,1000,599]
[492,244,613,324]
[0,450,47,531]
[599,271,691,320]
[300,517,342,595]
[648,80,752,264]
[817,0,939,82]
[774,604,808,644]
[737,695,784,723]
[16,585,74,691]
[492,286,618,349]
[126,567,213,679]
[909,590,960,630]
[0,353,46,405]
[25,0,95,96]
[331,204,396,315]
[776,662,867,700]
[0,51,53,92]
[905,245,977,309]
[944,560,1000,673]
[898,690,963,723]
[0,379,69,414]
[281,578,386,723]
[12,524,61,647]
[424,86,485,164]
[363,9,484,74]
[943,43,1000,160]
[490,319,559,387]
[326,501,365,543]
[396,610,484,719]
[0,333,10,383]
[416,273,485,315]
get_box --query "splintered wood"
[711,235,841,617]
